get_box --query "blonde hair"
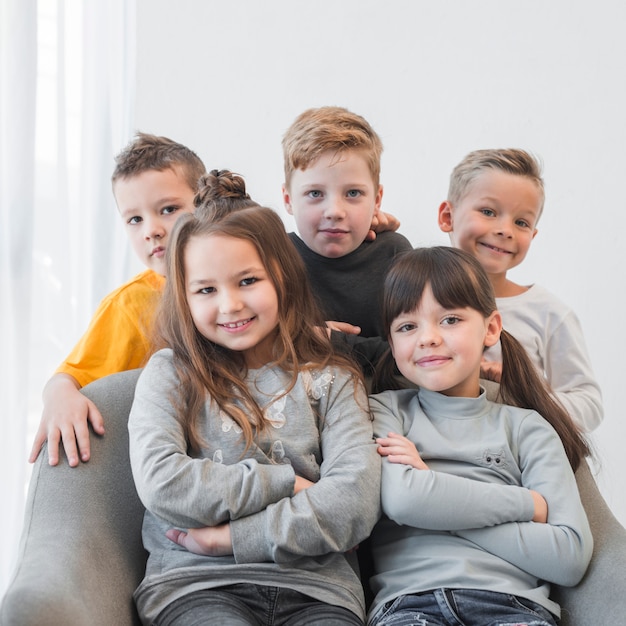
[282,106,383,188]
[448,148,545,213]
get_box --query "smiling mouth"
[416,356,450,367]
[151,246,165,256]
[219,318,254,330]
[480,242,512,255]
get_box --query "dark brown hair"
[375,246,589,470]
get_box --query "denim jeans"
[154,584,364,626]
[369,588,557,626]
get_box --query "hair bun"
[194,169,250,208]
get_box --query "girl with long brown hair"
[128,171,380,626]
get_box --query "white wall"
[135,0,626,523]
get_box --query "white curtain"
[0,0,136,595]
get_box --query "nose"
[143,216,165,240]
[218,288,243,314]
[323,195,346,221]
[417,324,442,348]
[494,217,513,238]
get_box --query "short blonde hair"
[448,148,545,212]
[282,106,383,187]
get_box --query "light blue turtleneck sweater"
[368,386,592,623]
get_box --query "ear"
[282,184,294,216]
[531,227,538,241]
[373,184,384,214]
[438,201,454,233]
[484,311,502,348]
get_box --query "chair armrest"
[1,369,147,626]
[552,460,626,625]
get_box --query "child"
[438,148,603,432]
[29,132,206,467]
[127,175,381,625]
[282,106,413,338]
[367,246,592,626]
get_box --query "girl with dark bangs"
[368,246,592,626]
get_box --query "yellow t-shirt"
[56,269,165,387]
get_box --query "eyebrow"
[187,266,266,288]
[119,196,185,216]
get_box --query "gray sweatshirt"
[129,349,381,624]
[368,387,593,623]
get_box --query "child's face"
[438,171,541,278]
[185,234,279,368]
[114,167,196,275]
[282,149,383,258]
[389,284,501,398]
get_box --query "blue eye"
[128,216,142,225]
[307,190,322,199]
[480,208,495,217]
[162,205,180,215]
[346,189,362,198]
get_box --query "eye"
[240,276,259,287]
[395,322,416,333]
[307,190,322,199]
[515,218,530,228]
[480,208,495,217]
[442,315,461,326]
[161,204,180,216]
[198,286,216,294]
[346,189,362,198]
[127,216,142,225]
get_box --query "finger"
[59,426,80,467]
[166,528,191,549]
[74,422,92,463]
[46,430,62,466]
[28,428,47,464]
[87,401,105,435]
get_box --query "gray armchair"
[2,369,626,625]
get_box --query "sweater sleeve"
[542,310,603,432]
[454,413,593,587]
[230,373,381,564]
[370,393,536,530]
[128,350,296,528]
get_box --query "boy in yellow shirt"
[29,133,206,467]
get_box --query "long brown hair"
[154,170,363,453]
[374,246,589,470]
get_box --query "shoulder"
[486,399,556,438]
[367,231,413,253]
[301,364,364,399]
[98,270,165,309]
[369,388,418,413]
[140,348,176,379]
[499,284,569,311]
